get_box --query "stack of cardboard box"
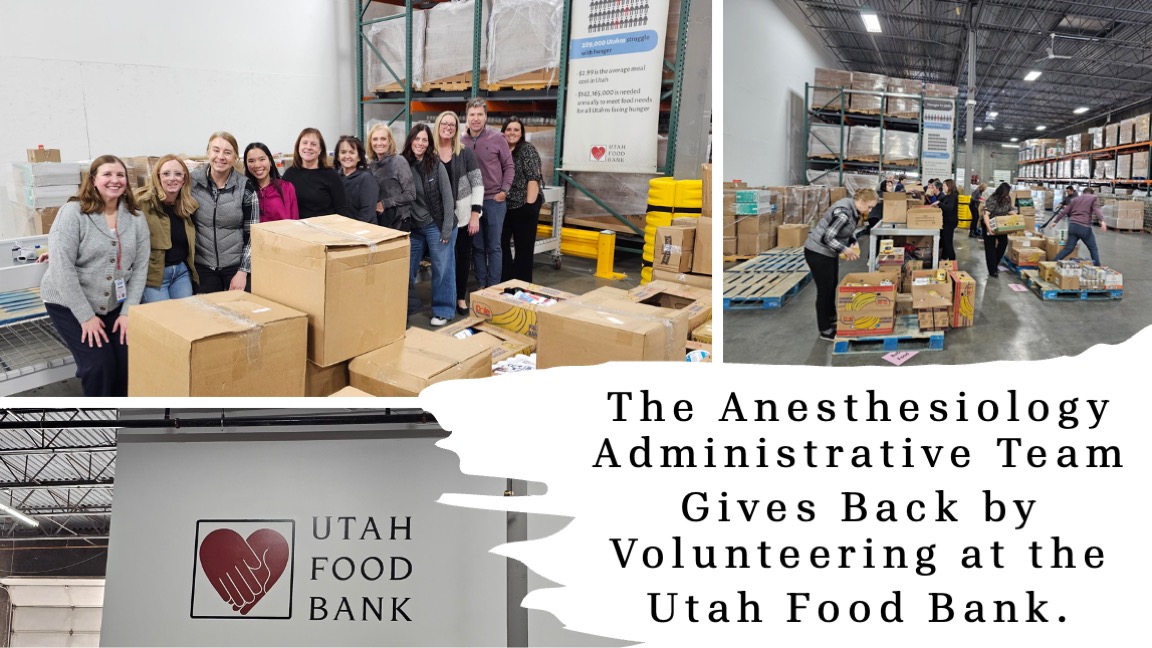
[1101,200,1143,230]
[653,215,711,286]
[836,272,898,336]
[1007,232,1048,266]
[726,188,779,257]
[10,152,80,236]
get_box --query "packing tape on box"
[561,298,680,362]
[186,297,264,367]
[300,221,379,253]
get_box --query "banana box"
[835,272,898,337]
[950,271,977,328]
[470,280,578,338]
[910,269,953,312]
[989,214,1025,234]
[1007,246,1046,266]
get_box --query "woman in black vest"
[402,124,457,326]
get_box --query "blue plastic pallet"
[999,256,1039,277]
[723,271,812,310]
[832,315,945,354]
[1021,270,1123,302]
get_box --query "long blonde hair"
[433,111,463,155]
[365,123,397,161]
[136,155,198,218]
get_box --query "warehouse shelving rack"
[1017,139,1152,188]
[802,84,931,187]
[355,0,697,239]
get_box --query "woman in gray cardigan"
[433,111,484,315]
[40,155,150,397]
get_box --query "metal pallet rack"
[0,236,75,396]
[355,0,698,243]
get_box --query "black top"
[938,192,959,222]
[163,202,189,267]
[507,142,543,210]
[283,166,349,219]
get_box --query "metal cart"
[0,235,75,396]
[867,226,940,272]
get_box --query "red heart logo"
[198,528,289,615]
[591,146,606,160]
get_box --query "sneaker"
[819,329,836,341]
[430,316,451,327]
[988,271,999,278]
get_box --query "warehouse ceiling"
[0,409,116,543]
[791,0,1152,141]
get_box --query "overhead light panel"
[975,127,983,132]
[986,126,995,131]
[861,8,882,33]
[1073,107,1090,114]
[1036,125,1047,131]
[988,112,999,119]
[1011,137,1019,142]
[1024,70,1042,81]
[0,502,38,527]
[1002,144,1020,148]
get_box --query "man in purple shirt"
[461,98,515,287]
[1050,187,1105,266]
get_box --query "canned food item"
[453,329,476,340]
[686,350,710,362]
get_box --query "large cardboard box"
[691,216,712,275]
[470,279,577,338]
[654,225,695,273]
[252,215,410,366]
[536,287,690,367]
[438,316,536,366]
[910,269,953,311]
[1008,246,1046,266]
[128,293,308,396]
[777,223,809,247]
[835,272,898,337]
[306,360,349,397]
[950,271,976,328]
[723,237,736,256]
[627,280,712,331]
[652,268,713,289]
[906,206,943,229]
[883,192,908,223]
[328,386,375,397]
[349,327,492,397]
[736,212,780,256]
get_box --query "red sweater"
[257,180,299,222]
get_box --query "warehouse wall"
[0,0,356,222]
[956,142,1019,191]
[724,0,837,186]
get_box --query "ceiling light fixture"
[861,8,882,33]
[1001,144,1020,148]
[975,127,983,132]
[988,111,999,119]
[1011,137,1019,142]
[986,126,995,131]
[1024,70,1042,82]
[1073,107,1090,114]
[1036,125,1047,131]
[0,502,38,527]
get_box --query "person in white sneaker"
[402,123,458,326]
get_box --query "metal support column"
[964,20,976,186]
[552,0,573,187]
[662,0,692,175]
[356,1,414,139]
[473,0,483,98]
[506,479,528,647]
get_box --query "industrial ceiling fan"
[1034,33,1073,62]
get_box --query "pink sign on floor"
[883,351,918,366]
[1009,283,1029,292]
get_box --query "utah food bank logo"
[191,520,295,619]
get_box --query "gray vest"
[190,166,248,270]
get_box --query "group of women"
[40,116,544,397]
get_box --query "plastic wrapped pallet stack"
[9,162,81,237]
[366,8,427,91]
[487,0,562,85]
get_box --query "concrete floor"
[724,220,1149,366]
[13,251,645,397]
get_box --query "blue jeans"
[473,198,506,287]
[1054,222,1100,266]
[142,263,194,303]
[409,221,457,320]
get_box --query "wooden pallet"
[424,71,478,91]
[808,154,840,160]
[723,271,812,310]
[846,155,881,163]
[832,315,945,354]
[486,68,557,91]
[1000,256,1039,276]
[885,158,918,167]
[728,250,809,274]
[1021,270,1123,301]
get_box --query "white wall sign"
[921,98,956,180]
[561,0,670,172]
[101,434,508,646]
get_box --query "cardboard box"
[1044,237,1063,260]
[26,148,61,163]
[655,225,695,273]
[910,269,953,311]
[918,307,951,332]
[438,315,536,366]
[652,269,713,288]
[329,386,375,397]
[349,327,492,396]
[736,212,779,256]
[701,164,712,217]
[691,216,712,275]
[723,237,736,256]
[777,223,809,247]
[989,214,1024,234]
[950,271,976,328]
[1008,246,1046,266]
[896,292,914,316]
[252,215,410,366]
[306,360,349,397]
[883,193,908,223]
[1038,262,1058,283]
[830,187,849,203]
[691,319,712,344]
[536,287,690,367]
[627,280,712,331]
[836,272,898,336]
[906,206,943,229]
[128,292,308,396]
[470,279,577,338]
